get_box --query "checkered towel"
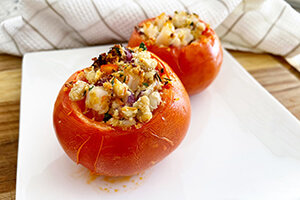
[1,0,300,61]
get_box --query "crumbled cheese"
[111,99,123,110]
[156,21,175,46]
[85,68,97,84]
[121,106,138,119]
[133,96,152,123]
[107,117,120,127]
[154,13,169,30]
[85,86,110,114]
[113,78,127,98]
[140,11,206,47]
[196,21,205,32]
[127,73,141,92]
[148,91,161,111]
[134,51,157,71]
[144,71,156,82]
[112,109,119,118]
[172,11,192,28]
[143,22,159,39]
[69,80,88,101]
[175,28,194,46]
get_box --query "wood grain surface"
[229,51,300,120]
[0,51,299,199]
[0,54,21,200]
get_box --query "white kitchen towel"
[0,0,300,60]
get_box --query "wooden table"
[0,51,300,199]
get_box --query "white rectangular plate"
[17,45,300,200]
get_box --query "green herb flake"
[88,86,95,91]
[139,42,147,51]
[123,76,127,83]
[190,22,194,26]
[111,77,115,85]
[103,112,112,122]
[163,77,172,81]
[83,90,87,96]
[155,73,162,82]
[142,82,149,87]
[115,47,121,56]
[160,68,164,73]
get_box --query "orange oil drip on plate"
[86,173,99,184]
[103,175,132,184]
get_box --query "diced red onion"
[95,75,112,86]
[127,91,136,105]
[124,47,133,63]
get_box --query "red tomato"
[53,52,191,177]
[128,18,223,95]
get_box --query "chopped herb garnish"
[160,68,164,73]
[115,47,121,56]
[139,42,147,51]
[155,73,162,82]
[142,82,149,87]
[108,46,121,56]
[111,77,115,85]
[123,76,126,83]
[190,22,194,26]
[163,77,172,81]
[83,90,86,96]
[89,86,94,91]
[103,112,112,122]
[120,74,123,77]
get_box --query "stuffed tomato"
[53,44,191,177]
[128,11,223,95]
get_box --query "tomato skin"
[128,19,223,95]
[53,53,191,177]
